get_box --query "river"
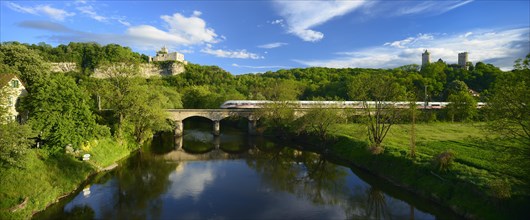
[34,118,460,219]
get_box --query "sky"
[1,0,529,74]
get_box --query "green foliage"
[0,123,34,168]
[295,105,345,144]
[24,42,145,75]
[446,91,477,122]
[153,60,177,69]
[86,138,131,168]
[22,73,98,151]
[420,62,447,99]
[0,85,10,120]
[348,72,407,151]
[0,149,93,219]
[182,85,219,108]
[486,54,530,143]
[329,122,529,219]
[260,79,304,101]
[445,80,469,98]
[0,43,50,90]
[488,179,512,200]
[96,70,173,144]
[256,101,298,138]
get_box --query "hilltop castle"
[149,46,188,65]
[422,50,469,70]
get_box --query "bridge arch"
[167,109,258,137]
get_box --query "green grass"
[87,138,132,168]
[0,138,134,219]
[0,150,93,219]
[328,122,530,219]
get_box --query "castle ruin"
[149,46,188,64]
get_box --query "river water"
[34,119,458,219]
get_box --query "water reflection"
[35,123,443,220]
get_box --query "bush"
[432,150,455,172]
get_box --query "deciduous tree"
[348,73,406,154]
[22,73,98,151]
[486,54,530,144]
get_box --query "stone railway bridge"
[166,109,260,136]
[166,108,355,136]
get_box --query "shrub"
[432,150,455,172]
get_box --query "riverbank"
[0,138,133,219]
[326,122,529,219]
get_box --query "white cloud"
[19,11,220,51]
[119,11,219,48]
[383,33,433,48]
[390,1,473,16]
[77,5,106,21]
[296,28,529,70]
[6,2,75,21]
[202,45,263,59]
[159,11,218,45]
[273,0,366,42]
[269,19,285,27]
[257,42,288,49]
[168,163,215,201]
[192,10,202,16]
[117,19,131,27]
[232,63,290,69]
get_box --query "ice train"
[220,100,486,109]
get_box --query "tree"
[21,73,99,151]
[181,85,220,109]
[295,102,345,145]
[97,63,171,144]
[0,84,10,122]
[0,43,50,90]
[126,85,172,144]
[447,91,477,122]
[445,80,477,122]
[420,62,447,100]
[261,79,303,101]
[348,73,406,154]
[408,100,418,158]
[0,122,34,168]
[256,101,297,138]
[486,54,530,143]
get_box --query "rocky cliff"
[50,62,185,78]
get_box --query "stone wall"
[50,62,185,78]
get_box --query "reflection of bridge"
[166,109,259,136]
[159,135,259,161]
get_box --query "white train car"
[220,100,479,109]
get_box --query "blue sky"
[1,0,529,74]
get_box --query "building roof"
[0,74,24,87]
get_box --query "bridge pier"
[213,120,220,136]
[213,135,221,149]
[248,119,258,136]
[174,135,182,150]
[174,120,183,137]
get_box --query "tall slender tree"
[349,73,406,154]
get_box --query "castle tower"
[422,50,430,67]
[458,52,468,70]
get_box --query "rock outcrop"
[50,62,185,78]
